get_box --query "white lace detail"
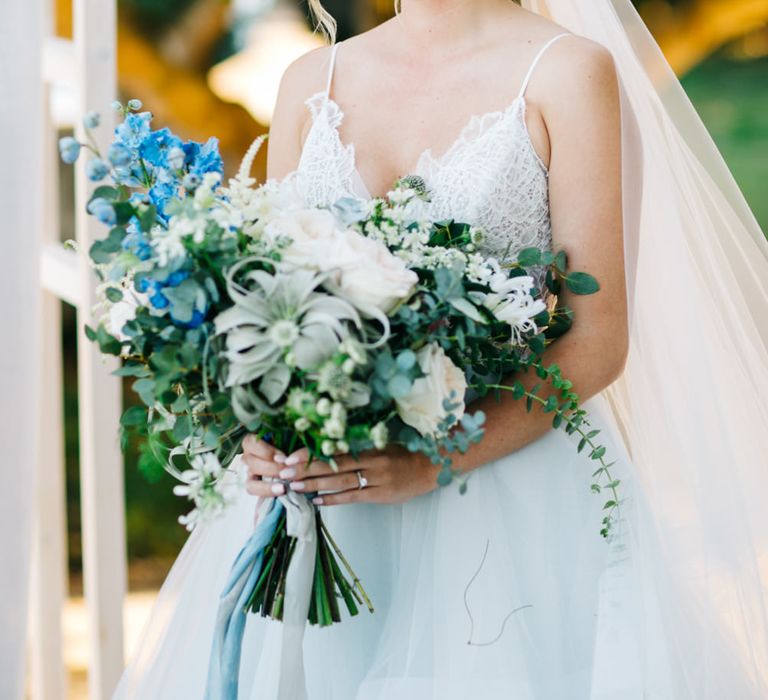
[413,97,553,266]
[292,91,553,282]
[290,35,573,283]
[294,92,359,209]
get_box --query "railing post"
[30,79,69,699]
[73,0,126,697]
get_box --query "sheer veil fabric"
[522,0,768,694]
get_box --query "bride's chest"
[292,93,554,263]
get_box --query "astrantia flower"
[287,389,316,416]
[315,360,370,407]
[215,263,363,405]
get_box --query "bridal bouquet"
[62,101,619,631]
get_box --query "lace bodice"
[289,33,570,268]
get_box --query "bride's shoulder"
[276,45,335,103]
[528,32,619,112]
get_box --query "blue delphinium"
[140,127,185,170]
[114,111,152,151]
[122,220,152,260]
[86,158,110,182]
[59,136,81,164]
[87,198,116,226]
[108,142,132,167]
[184,137,224,179]
[83,111,101,130]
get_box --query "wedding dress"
[113,21,768,700]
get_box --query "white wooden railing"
[30,0,125,698]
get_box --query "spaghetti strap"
[517,33,571,99]
[325,42,341,99]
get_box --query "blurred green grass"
[682,54,768,232]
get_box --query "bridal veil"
[523,0,768,695]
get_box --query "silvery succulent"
[214,258,363,405]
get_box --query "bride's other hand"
[242,434,290,497]
[278,445,437,506]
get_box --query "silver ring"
[356,470,368,490]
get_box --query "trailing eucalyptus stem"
[473,358,621,538]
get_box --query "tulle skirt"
[110,393,716,699]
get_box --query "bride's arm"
[243,41,628,505]
[447,39,628,475]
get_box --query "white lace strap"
[517,33,571,99]
[325,42,340,99]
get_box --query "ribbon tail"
[275,493,317,700]
[204,498,284,700]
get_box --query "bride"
[114,1,768,698]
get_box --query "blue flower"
[83,111,101,130]
[129,192,150,206]
[87,198,116,226]
[149,177,179,219]
[166,270,190,287]
[122,222,152,261]
[185,137,223,178]
[182,173,201,191]
[149,291,169,309]
[108,142,132,167]
[112,165,144,188]
[171,307,206,329]
[59,136,81,164]
[140,128,185,170]
[86,158,110,182]
[114,111,152,150]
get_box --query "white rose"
[266,208,340,267]
[395,343,467,437]
[271,209,417,314]
[323,230,418,314]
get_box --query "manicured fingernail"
[273,453,286,464]
[285,454,300,465]
[312,496,323,505]
[279,467,296,479]
[289,481,306,492]
[271,483,285,495]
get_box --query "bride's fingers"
[242,434,286,463]
[287,470,369,494]
[245,476,287,497]
[284,448,356,479]
[242,454,283,479]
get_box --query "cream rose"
[395,343,467,437]
[266,208,341,268]
[270,209,418,314]
[323,231,418,314]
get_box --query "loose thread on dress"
[464,539,533,647]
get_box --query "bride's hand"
[285,445,438,505]
[241,435,438,505]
